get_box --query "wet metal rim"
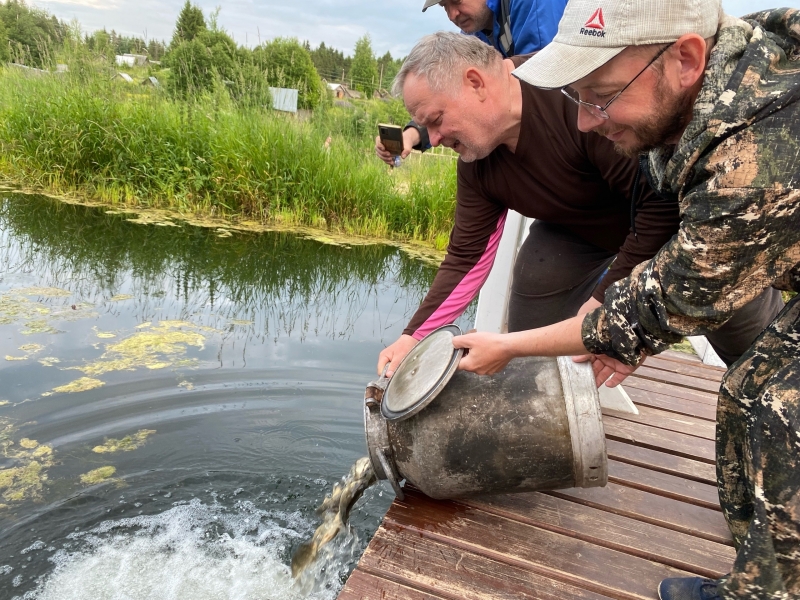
[381,324,463,421]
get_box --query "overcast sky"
[31,0,786,57]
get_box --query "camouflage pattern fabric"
[582,9,800,366]
[577,8,800,598]
[716,295,800,599]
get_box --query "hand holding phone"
[378,123,404,157]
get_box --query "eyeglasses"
[561,44,672,120]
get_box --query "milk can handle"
[377,447,404,501]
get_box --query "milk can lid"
[381,324,464,421]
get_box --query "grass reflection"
[0,192,441,341]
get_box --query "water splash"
[17,497,355,600]
[291,457,376,580]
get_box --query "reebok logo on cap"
[580,8,605,37]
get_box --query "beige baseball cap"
[513,0,722,89]
[422,0,440,12]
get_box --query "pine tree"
[350,34,378,98]
[377,51,403,92]
[171,1,206,46]
[310,41,350,83]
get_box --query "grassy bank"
[0,67,457,250]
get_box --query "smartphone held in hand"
[378,123,404,157]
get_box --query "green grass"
[0,67,457,249]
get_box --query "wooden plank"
[551,483,732,545]
[358,526,617,600]
[623,386,717,422]
[341,348,734,600]
[466,491,734,578]
[607,460,721,511]
[603,416,716,463]
[624,377,719,406]
[382,494,691,600]
[603,405,716,440]
[606,439,716,485]
[338,570,449,600]
[642,356,725,382]
[659,350,703,364]
[632,365,721,394]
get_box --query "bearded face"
[596,71,696,158]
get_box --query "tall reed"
[0,67,457,248]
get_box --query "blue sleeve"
[509,0,568,53]
[474,0,567,57]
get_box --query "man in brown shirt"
[376,31,781,376]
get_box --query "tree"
[0,0,65,67]
[166,37,213,98]
[147,39,167,61]
[0,17,8,63]
[377,51,403,92]
[171,0,206,46]
[309,41,350,83]
[253,37,325,110]
[350,35,378,98]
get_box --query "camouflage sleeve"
[583,180,800,366]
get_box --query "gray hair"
[392,31,503,97]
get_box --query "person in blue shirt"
[422,0,566,57]
[376,0,567,160]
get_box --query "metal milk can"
[364,325,607,500]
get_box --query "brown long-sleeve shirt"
[404,77,680,339]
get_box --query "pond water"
[0,192,472,600]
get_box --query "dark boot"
[658,577,721,600]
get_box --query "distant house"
[373,89,391,99]
[115,54,147,67]
[327,82,361,100]
[112,72,134,83]
[141,76,160,88]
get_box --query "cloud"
[43,0,120,9]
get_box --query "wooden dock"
[339,350,732,600]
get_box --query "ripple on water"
[16,497,356,600]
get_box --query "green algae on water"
[5,343,45,362]
[15,287,71,298]
[80,466,117,485]
[50,377,105,394]
[19,343,44,353]
[70,320,217,376]
[0,428,56,505]
[92,429,156,454]
[0,288,96,337]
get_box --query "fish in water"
[291,456,377,577]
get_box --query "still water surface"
[0,192,471,599]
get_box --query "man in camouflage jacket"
[455,1,800,597]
